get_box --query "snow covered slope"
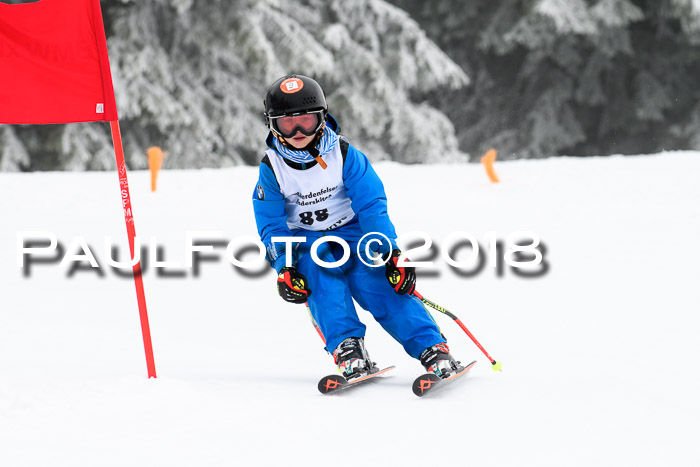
[1,153,699,466]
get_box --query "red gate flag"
[0,0,118,124]
[1,0,157,378]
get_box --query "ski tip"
[318,375,347,394]
[317,366,396,394]
[412,374,441,397]
[412,360,478,397]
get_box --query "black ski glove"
[277,266,311,304]
[384,249,416,295]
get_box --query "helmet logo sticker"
[280,78,304,94]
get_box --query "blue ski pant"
[295,239,445,359]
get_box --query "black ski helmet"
[263,74,328,138]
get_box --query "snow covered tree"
[392,0,700,159]
[7,0,700,169]
[0,126,30,172]
[108,0,470,167]
[1,0,469,171]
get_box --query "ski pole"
[306,302,326,345]
[413,290,502,371]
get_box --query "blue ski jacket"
[252,117,398,272]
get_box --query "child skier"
[252,74,462,380]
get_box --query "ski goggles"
[270,110,325,138]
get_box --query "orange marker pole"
[480,148,499,183]
[147,146,164,192]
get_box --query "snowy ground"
[1,152,699,466]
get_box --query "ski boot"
[419,343,462,379]
[332,337,375,380]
